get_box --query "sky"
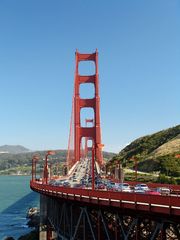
[0,0,179,153]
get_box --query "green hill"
[0,148,115,175]
[107,125,180,178]
[0,145,29,154]
[0,149,67,175]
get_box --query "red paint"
[84,118,94,158]
[30,181,180,216]
[74,50,103,166]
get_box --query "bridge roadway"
[30,159,180,239]
[31,158,180,217]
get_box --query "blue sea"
[0,175,39,240]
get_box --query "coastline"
[0,174,31,176]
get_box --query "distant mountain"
[0,145,30,154]
[0,148,115,175]
[0,149,67,173]
[107,125,180,177]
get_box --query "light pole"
[43,151,56,184]
[130,156,138,184]
[49,163,52,180]
[32,154,40,181]
[56,163,59,176]
[134,157,138,184]
[92,145,95,190]
[115,160,123,182]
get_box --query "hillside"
[0,145,29,154]
[0,149,67,173]
[107,125,180,178]
[0,148,115,175]
[150,134,180,157]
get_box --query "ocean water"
[0,176,39,240]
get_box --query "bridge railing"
[30,180,180,216]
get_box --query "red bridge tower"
[74,50,103,165]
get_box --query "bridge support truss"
[42,194,180,240]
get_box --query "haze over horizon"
[0,1,179,153]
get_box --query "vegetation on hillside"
[0,149,115,175]
[0,150,67,172]
[0,145,29,154]
[107,125,180,179]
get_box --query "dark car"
[63,182,70,187]
[96,183,105,190]
[106,182,116,191]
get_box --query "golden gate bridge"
[30,50,180,240]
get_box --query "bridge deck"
[30,181,180,218]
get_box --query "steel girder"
[45,196,180,240]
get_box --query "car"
[71,183,82,188]
[78,184,86,189]
[96,183,105,190]
[85,182,92,188]
[95,179,102,184]
[115,183,132,192]
[145,190,161,195]
[48,179,56,185]
[81,179,86,184]
[53,180,64,186]
[134,183,149,191]
[156,187,171,196]
[134,189,146,194]
[106,182,116,191]
[63,181,70,187]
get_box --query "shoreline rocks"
[5,207,40,240]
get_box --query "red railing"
[30,181,180,216]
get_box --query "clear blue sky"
[0,0,179,153]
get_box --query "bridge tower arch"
[74,50,103,165]
[84,118,94,158]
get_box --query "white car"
[115,183,132,192]
[134,183,149,191]
[134,189,146,194]
[156,187,170,196]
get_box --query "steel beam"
[42,195,180,240]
